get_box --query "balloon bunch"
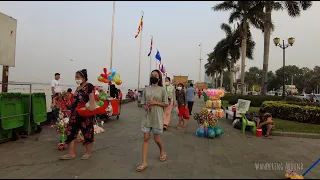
[97,68,123,86]
[193,108,219,128]
[205,88,225,100]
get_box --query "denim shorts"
[141,125,163,135]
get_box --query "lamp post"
[273,37,295,98]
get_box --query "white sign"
[0,12,17,67]
[236,99,251,113]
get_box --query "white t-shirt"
[51,79,62,94]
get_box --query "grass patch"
[273,118,320,134]
[221,101,320,134]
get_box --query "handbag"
[183,107,190,120]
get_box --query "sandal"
[176,126,182,130]
[80,153,92,160]
[163,124,168,130]
[264,133,270,137]
[60,154,76,160]
[136,165,148,172]
[182,124,187,128]
[160,152,167,162]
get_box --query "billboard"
[173,75,188,87]
[0,12,17,67]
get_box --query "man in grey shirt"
[186,83,196,115]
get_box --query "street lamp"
[273,37,295,98]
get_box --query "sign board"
[173,75,188,87]
[0,12,17,67]
[236,99,251,114]
[195,82,207,90]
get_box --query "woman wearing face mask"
[137,69,169,172]
[60,69,96,160]
[176,83,187,129]
[163,77,176,130]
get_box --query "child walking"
[176,83,187,129]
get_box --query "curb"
[272,131,320,139]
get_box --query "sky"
[0,1,319,89]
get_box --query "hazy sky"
[0,1,319,89]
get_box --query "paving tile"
[0,99,319,179]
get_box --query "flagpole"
[108,1,115,97]
[138,11,144,90]
[110,1,115,70]
[149,53,152,75]
[199,43,203,82]
[149,35,152,75]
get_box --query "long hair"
[150,69,163,87]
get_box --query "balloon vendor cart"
[96,67,123,120]
[193,89,225,139]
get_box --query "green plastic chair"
[203,92,208,102]
[241,113,256,135]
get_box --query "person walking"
[186,83,195,115]
[163,77,176,130]
[51,73,62,98]
[60,69,96,160]
[136,69,168,172]
[176,83,187,129]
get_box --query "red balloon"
[103,79,109,83]
[100,74,107,79]
[103,68,107,74]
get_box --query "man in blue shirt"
[186,83,196,115]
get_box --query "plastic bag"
[183,107,190,120]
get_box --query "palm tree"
[205,54,218,88]
[260,1,313,95]
[218,23,255,93]
[213,1,264,95]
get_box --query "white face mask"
[177,87,182,90]
[165,82,170,86]
[75,79,83,85]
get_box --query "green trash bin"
[20,93,47,134]
[0,93,24,141]
[0,93,24,130]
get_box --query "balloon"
[114,73,120,78]
[111,69,116,77]
[108,81,112,85]
[103,78,109,83]
[100,73,107,79]
[103,68,107,74]
[97,76,104,82]
[112,76,120,83]
[196,128,205,137]
[108,75,113,81]
[107,72,112,76]
[115,80,122,85]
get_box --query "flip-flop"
[80,154,92,160]
[160,152,167,162]
[136,165,148,172]
[163,125,168,130]
[60,154,76,160]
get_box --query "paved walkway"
[0,99,319,179]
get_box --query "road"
[0,98,319,179]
